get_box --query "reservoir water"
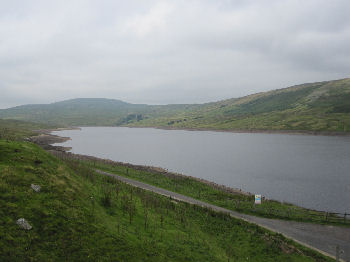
[52,127,350,213]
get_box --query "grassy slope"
[1,78,349,133]
[0,140,334,261]
[129,78,350,132]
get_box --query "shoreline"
[37,124,350,137]
[28,127,81,151]
[126,125,350,137]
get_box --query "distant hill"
[129,78,350,133]
[1,78,350,132]
[0,98,194,126]
[0,98,149,126]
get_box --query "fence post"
[336,245,339,261]
[325,212,328,221]
[335,245,344,261]
[344,213,347,223]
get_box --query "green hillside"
[0,137,334,261]
[0,98,195,127]
[129,78,350,132]
[0,98,149,126]
[1,78,350,133]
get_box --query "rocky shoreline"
[28,127,80,151]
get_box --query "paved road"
[96,170,350,261]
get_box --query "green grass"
[0,140,335,261]
[75,156,349,226]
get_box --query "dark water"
[52,127,350,213]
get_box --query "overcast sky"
[0,0,349,108]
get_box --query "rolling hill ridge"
[1,78,350,133]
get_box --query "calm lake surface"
[52,127,350,213]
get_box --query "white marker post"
[255,194,262,205]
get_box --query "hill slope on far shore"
[1,78,349,133]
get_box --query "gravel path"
[96,169,350,261]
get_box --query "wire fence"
[249,205,349,224]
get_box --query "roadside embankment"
[94,168,350,262]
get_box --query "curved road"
[96,170,350,261]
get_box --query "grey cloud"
[0,0,349,108]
